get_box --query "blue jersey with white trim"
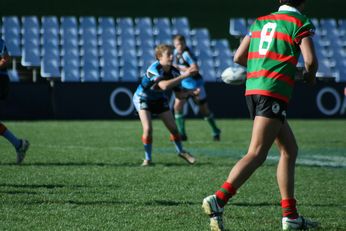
[0,39,9,76]
[134,61,181,101]
[173,47,203,89]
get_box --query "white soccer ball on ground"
[221,65,247,85]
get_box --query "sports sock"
[174,113,186,136]
[204,113,220,135]
[170,133,183,153]
[281,198,299,219]
[142,136,152,161]
[0,123,21,149]
[215,181,237,208]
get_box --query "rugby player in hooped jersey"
[202,0,319,230]
[133,44,197,166]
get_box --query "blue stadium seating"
[171,17,190,39]
[21,16,40,67]
[2,16,21,56]
[2,16,344,83]
[61,48,80,82]
[229,18,248,37]
[153,17,172,45]
[41,48,60,78]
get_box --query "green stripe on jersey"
[246,77,293,99]
[247,58,297,76]
[246,11,314,102]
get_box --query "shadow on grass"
[0,190,39,195]
[0,183,86,188]
[0,197,340,209]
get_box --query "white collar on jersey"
[278,5,302,14]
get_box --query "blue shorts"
[181,77,204,90]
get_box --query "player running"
[133,44,197,166]
[172,35,221,141]
[202,0,319,230]
[0,38,30,164]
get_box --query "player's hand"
[181,68,198,78]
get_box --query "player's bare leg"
[198,100,221,141]
[226,116,282,188]
[138,110,153,166]
[174,97,187,140]
[275,121,298,200]
[160,111,195,164]
[275,121,318,229]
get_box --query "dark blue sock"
[144,143,152,160]
[172,140,183,153]
[3,129,21,149]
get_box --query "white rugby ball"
[221,66,247,85]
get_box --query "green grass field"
[0,119,345,231]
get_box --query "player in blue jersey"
[172,34,220,141]
[133,44,197,166]
[0,38,30,164]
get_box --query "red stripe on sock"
[215,182,237,207]
[281,198,298,218]
[170,133,181,142]
[141,136,152,144]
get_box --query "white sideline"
[267,155,346,168]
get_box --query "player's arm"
[233,35,250,67]
[183,52,200,72]
[299,36,318,85]
[158,69,197,91]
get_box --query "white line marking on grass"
[267,155,346,168]
[34,144,139,152]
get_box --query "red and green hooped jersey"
[246,11,315,103]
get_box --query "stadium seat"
[120,58,138,82]
[61,16,79,49]
[316,61,334,78]
[100,49,119,83]
[41,16,59,32]
[62,67,80,82]
[80,17,98,49]
[2,16,21,56]
[215,56,234,77]
[117,17,134,35]
[98,17,115,32]
[335,62,346,82]
[229,18,248,37]
[319,18,340,38]
[41,16,59,49]
[199,59,216,82]
[61,48,80,82]
[135,17,155,49]
[139,49,155,70]
[171,17,190,38]
[153,17,172,44]
[101,67,120,82]
[21,16,41,67]
[41,48,61,78]
[81,66,100,82]
[138,39,155,53]
[338,19,346,36]
[191,28,210,44]
[212,39,230,52]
